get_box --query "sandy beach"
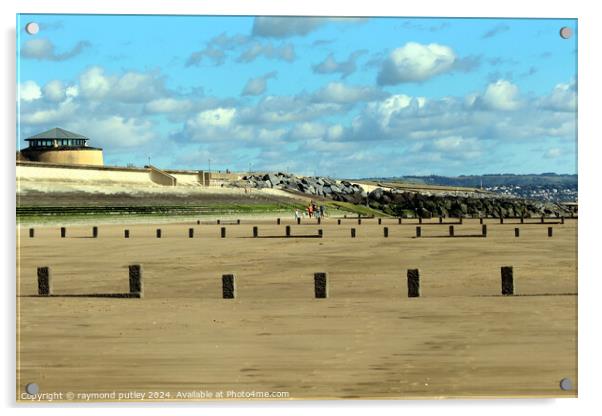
[16,217,577,401]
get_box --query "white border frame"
[3,1,600,415]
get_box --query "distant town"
[363,174,578,203]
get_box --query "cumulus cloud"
[186,46,226,66]
[43,80,66,102]
[538,81,577,112]
[312,50,367,78]
[252,17,366,38]
[145,98,194,114]
[377,42,456,85]
[237,42,295,63]
[21,98,78,124]
[242,71,277,96]
[344,80,575,149]
[311,82,387,104]
[181,107,255,142]
[65,116,157,148]
[19,81,42,102]
[21,38,90,61]
[79,66,167,102]
[186,33,251,66]
[480,79,522,111]
[237,95,344,124]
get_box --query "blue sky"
[17,15,577,177]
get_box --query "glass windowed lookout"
[20,127,104,166]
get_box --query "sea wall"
[16,161,208,187]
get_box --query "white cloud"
[79,66,166,102]
[65,116,157,148]
[242,71,277,96]
[79,67,112,99]
[194,108,236,127]
[544,148,562,159]
[183,109,252,142]
[43,80,66,102]
[145,98,193,114]
[21,38,90,61]
[481,80,522,111]
[237,42,295,63]
[312,82,386,104]
[238,95,344,124]
[366,94,423,127]
[289,122,326,140]
[65,85,79,98]
[312,50,366,78]
[327,124,344,141]
[21,98,78,124]
[252,17,366,38]
[377,42,456,85]
[19,81,42,102]
[538,81,576,112]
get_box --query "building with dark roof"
[19,128,104,166]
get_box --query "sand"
[16,217,577,401]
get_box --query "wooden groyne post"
[37,266,52,296]
[501,266,514,296]
[407,269,420,298]
[129,264,143,298]
[222,274,236,299]
[314,272,328,298]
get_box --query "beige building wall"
[21,149,104,166]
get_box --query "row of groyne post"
[34,264,528,299]
[29,224,559,239]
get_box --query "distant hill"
[361,174,577,188]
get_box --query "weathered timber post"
[501,266,514,296]
[407,269,420,298]
[314,272,328,298]
[129,264,143,298]
[222,274,236,299]
[37,267,51,296]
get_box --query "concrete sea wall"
[16,161,209,187]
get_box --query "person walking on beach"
[307,203,314,218]
[294,209,300,220]
[319,205,325,218]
